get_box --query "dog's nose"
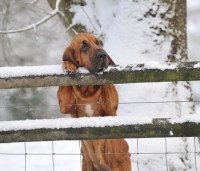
[97,51,106,59]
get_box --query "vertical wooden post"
[163,0,187,62]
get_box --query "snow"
[0,61,179,78]
[102,1,173,64]
[170,114,200,124]
[1,114,200,132]
[0,65,64,78]
[105,61,178,72]
[194,63,200,68]
[170,131,173,136]
[143,61,177,70]
[77,67,90,73]
[0,116,152,132]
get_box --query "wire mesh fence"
[0,137,200,171]
[0,99,200,170]
[0,62,199,170]
[0,99,199,122]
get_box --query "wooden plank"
[0,62,200,89]
[0,118,200,143]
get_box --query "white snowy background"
[0,0,200,171]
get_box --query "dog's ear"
[62,47,79,66]
[106,54,115,65]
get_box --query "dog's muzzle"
[96,51,108,72]
[88,50,109,73]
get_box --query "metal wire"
[79,140,81,170]
[194,137,197,171]
[165,138,169,171]
[52,141,55,171]
[0,96,199,171]
[0,100,199,109]
[24,142,27,171]
[0,151,199,156]
[137,138,140,171]
[0,140,199,171]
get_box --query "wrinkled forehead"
[70,34,96,45]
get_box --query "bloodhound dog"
[57,33,131,171]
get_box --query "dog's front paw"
[62,61,77,73]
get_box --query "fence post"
[164,0,187,62]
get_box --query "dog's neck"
[72,85,101,102]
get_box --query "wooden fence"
[1,62,200,89]
[0,61,200,143]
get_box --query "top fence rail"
[0,61,200,89]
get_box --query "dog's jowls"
[57,33,131,171]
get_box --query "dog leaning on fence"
[57,33,131,171]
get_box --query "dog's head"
[63,33,115,73]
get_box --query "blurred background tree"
[0,0,68,120]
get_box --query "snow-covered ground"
[0,0,200,171]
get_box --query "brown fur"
[57,33,131,171]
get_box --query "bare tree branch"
[0,0,62,34]
[19,0,38,5]
[80,6,98,31]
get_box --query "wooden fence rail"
[0,61,200,89]
[1,117,200,143]
[0,61,200,143]
[0,0,196,144]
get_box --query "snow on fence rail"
[0,61,200,89]
[1,115,200,143]
[1,61,200,143]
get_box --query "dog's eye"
[81,40,89,52]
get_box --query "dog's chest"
[73,85,103,117]
[84,104,94,116]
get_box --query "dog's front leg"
[57,86,77,118]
